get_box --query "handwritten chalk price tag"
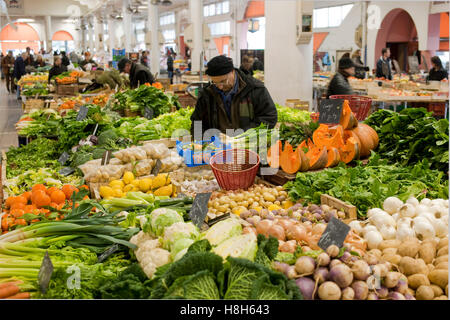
[318,217,351,250]
[38,251,54,294]
[319,99,344,124]
[76,106,88,121]
[151,159,162,175]
[144,107,154,120]
[58,152,70,165]
[189,192,212,229]
[59,167,75,176]
[97,244,120,263]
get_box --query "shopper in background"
[80,52,98,71]
[1,51,15,93]
[61,51,70,67]
[352,49,370,79]
[24,47,34,66]
[239,55,254,76]
[48,57,68,84]
[70,51,80,65]
[190,55,277,135]
[326,56,355,98]
[252,57,264,72]
[33,55,46,68]
[428,56,448,81]
[376,48,392,80]
[13,52,28,100]
[118,58,155,89]
[0,52,4,80]
[140,51,150,68]
[167,52,174,84]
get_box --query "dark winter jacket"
[61,55,70,67]
[190,68,277,136]
[48,64,68,83]
[1,55,15,75]
[326,71,354,98]
[129,62,155,89]
[428,68,448,81]
[352,57,368,80]
[13,57,26,80]
[376,57,392,80]
[239,65,253,76]
[167,56,174,72]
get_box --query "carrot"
[5,292,31,299]
[0,281,22,289]
[0,284,20,298]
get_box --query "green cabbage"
[171,238,195,259]
[213,233,258,261]
[202,219,242,246]
[149,208,184,236]
[163,222,199,250]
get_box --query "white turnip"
[351,260,370,281]
[341,287,355,300]
[318,281,341,300]
[376,286,389,298]
[404,293,416,300]
[384,272,402,288]
[329,264,354,289]
[367,292,379,300]
[383,197,403,214]
[314,267,329,285]
[388,292,406,300]
[329,259,342,269]
[295,256,316,275]
[326,245,340,258]
[351,281,369,300]
[316,252,330,267]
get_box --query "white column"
[264,0,313,107]
[189,0,203,72]
[108,18,116,52]
[122,1,132,52]
[148,1,160,75]
[93,16,102,53]
[44,16,52,52]
[88,17,94,53]
[229,3,238,64]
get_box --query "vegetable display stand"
[257,168,296,186]
[320,194,357,224]
[210,149,260,190]
[56,83,79,96]
[329,95,372,121]
[427,103,447,118]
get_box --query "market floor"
[0,80,21,151]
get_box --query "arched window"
[0,23,40,54]
[52,30,75,53]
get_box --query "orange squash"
[326,147,341,168]
[297,148,310,172]
[351,124,377,158]
[267,140,282,168]
[312,124,344,148]
[298,138,314,152]
[280,142,301,174]
[339,137,360,163]
[340,100,358,130]
[359,123,379,149]
[306,146,328,171]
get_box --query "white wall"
[265,0,313,106]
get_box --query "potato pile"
[366,236,448,300]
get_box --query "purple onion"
[295,277,316,300]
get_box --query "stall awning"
[245,1,264,19]
[314,32,329,53]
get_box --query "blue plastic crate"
[176,136,231,167]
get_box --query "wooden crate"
[427,102,447,117]
[23,98,45,112]
[321,194,357,223]
[56,84,79,96]
[157,78,171,90]
[177,93,197,108]
[141,138,178,148]
[285,99,309,111]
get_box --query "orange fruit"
[14,195,28,205]
[5,196,16,208]
[15,219,27,226]
[11,209,25,218]
[51,190,66,204]
[62,185,76,200]
[34,192,51,208]
[79,185,89,191]
[46,186,59,196]
[32,184,47,193]
[22,191,32,202]
[24,204,36,213]
[31,190,46,205]
[10,203,26,211]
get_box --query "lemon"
[123,184,134,193]
[139,178,152,192]
[113,189,124,198]
[123,171,135,185]
[99,186,114,198]
[132,186,140,192]
[131,180,140,188]
[154,185,173,197]
[109,180,124,189]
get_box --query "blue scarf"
[214,74,239,121]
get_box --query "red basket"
[329,95,372,121]
[210,149,260,191]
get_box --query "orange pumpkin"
[306,146,328,171]
[326,147,341,168]
[267,140,282,169]
[339,137,360,164]
[280,142,301,174]
[340,100,358,130]
[351,124,378,158]
[313,124,344,148]
[297,148,310,172]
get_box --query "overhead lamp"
[16,18,35,23]
[161,0,172,6]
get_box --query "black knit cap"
[205,55,234,76]
[339,57,355,70]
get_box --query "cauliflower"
[140,239,161,252]
[130,231,154,246]
[149,208,184,236]
[146,248,171,267]
[142,262,157,279]
[163,222,199,250]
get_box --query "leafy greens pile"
[364,108,449,172]
[284,157,449,217]
[276,104,312,123]
[279,121,319,146]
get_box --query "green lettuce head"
[149,208,184,237]
[163,222,199,250]
[171,238,195,260]
[201,218,242,246]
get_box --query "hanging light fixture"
[161,0,173,6]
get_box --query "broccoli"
[97,129,119,146]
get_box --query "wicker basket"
[125,109,139,117]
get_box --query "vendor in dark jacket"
[326,57,355,98]
[118,58,155,89]
[428,56,448,81]
[375,48,392,80]
[190,55,277,137]
[48,57,68,84]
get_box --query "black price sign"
[151,159,163,175]
[97,244,120,263]
[144,107,154,120]
[101,150,112,166]
[189,192,212,229]
[38,251,54,294]
[319,99,344,124]
[58,152,70,165]
[207,213,230,227]
[59,167,75,176]
[76,106,88,121]
[318,217,351,250]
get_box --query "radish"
[318,281,341,300]
[295,256,316,275]
[351,281,369,300]
[329,264,353,289]
[295,277,316,300]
